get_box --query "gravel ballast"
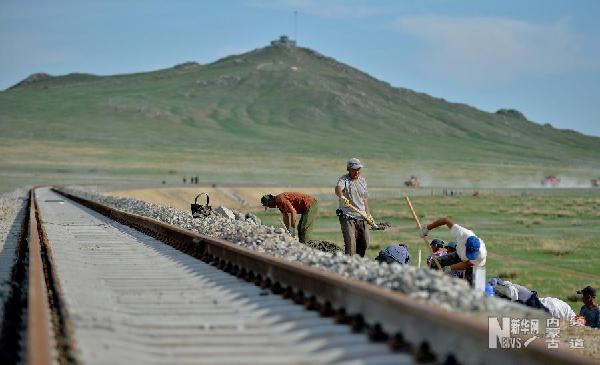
[62,187,536,316]
[0,188,29,324]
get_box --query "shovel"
[344,203,384,230]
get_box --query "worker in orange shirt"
[261,192,318,243]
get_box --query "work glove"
[419,227,429,237]
[340,196,351,208]
[288,226,297,238]
[366,214,374,226]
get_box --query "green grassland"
[2,43,600,192]
[256,190,600,311]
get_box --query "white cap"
[347,158,363,169]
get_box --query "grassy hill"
[1,39,599,191]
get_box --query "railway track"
[0,187,596,364]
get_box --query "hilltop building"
[270,35,296,48]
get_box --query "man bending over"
[261,192,318,243]
[420,217,487,286]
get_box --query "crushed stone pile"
[0,188,29,323]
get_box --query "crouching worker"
[490,278,549,311]
[376,243,411,265]
[261,192,318,243]
[420,217,487,286]
[427,239,445,268]
[577,286,600,328]
[491,279,578,323]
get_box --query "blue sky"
[1,0,599,136]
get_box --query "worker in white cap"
[334,158,372,256]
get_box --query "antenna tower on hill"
[294,10,298,43]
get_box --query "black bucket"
[191,193,211,218]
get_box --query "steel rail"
[26,189,53,365]
[22,188,79,365]
[54,188,597,365]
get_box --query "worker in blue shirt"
[577,286,600,328]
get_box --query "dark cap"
[260,194,274,207]
[577,286,596,297]
[445,241,457,250]
[430,238,445,248]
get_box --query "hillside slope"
[1,39,599,189]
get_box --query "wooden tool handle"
[404,196,442,270]
[346,204,367,219]
[344,202,378,227]
[405,196,423,229]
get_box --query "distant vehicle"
[592,178,600,187]
[541,176,560,187]
[404,175,420,188]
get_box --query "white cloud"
[249,0,383,19]
[393,15,589,82]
